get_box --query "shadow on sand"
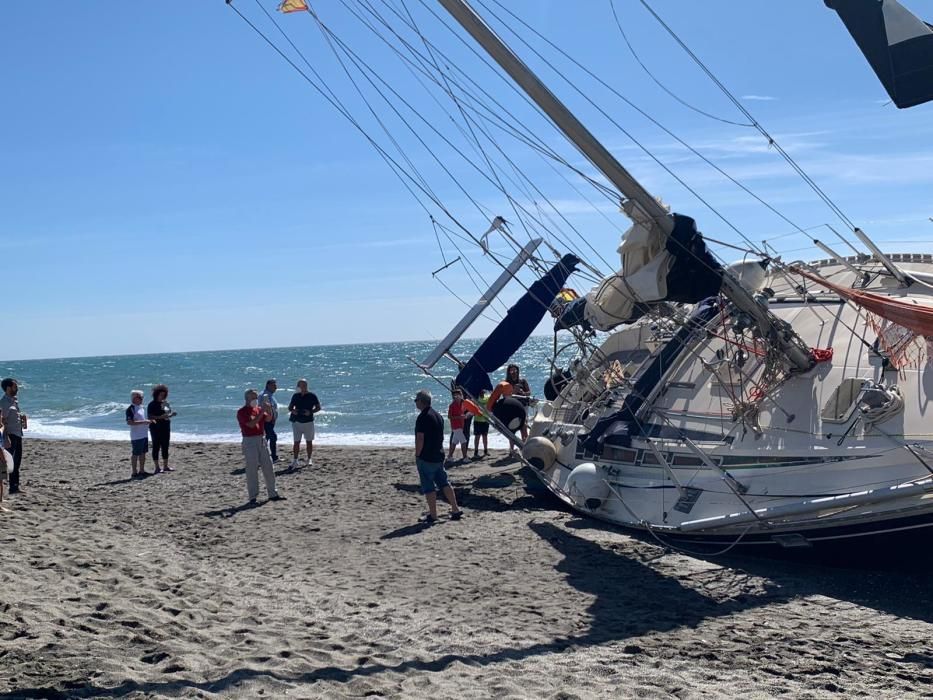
[27,468,932,697]
[17,517,930,699]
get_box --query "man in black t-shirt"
[288,378,321,469]
[413,389,462,524]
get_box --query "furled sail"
[455,254,580,397]
[556,213,723,332]
[826,0,933,108]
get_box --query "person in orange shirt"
[486,378,528,457]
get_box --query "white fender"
[565,462,610,510]
[522,437,558,472]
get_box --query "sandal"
[419,514,438,524]
[450,511,463,521]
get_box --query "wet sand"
[0,439,931,698]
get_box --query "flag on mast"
[277,0,309,13]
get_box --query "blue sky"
[2,0,931,361]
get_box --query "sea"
[0,337,556,447]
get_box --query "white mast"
[435,0,814,371]
[419,237,543,370]
[435,0,672,234]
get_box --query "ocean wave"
[24,422,511,448]
[32,401,128,424]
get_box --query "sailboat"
[231,0,933,555]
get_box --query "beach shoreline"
[1,439,931,698]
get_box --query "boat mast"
[436,0,814,371]
[435,0,672,234]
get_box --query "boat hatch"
[821,378,867,423]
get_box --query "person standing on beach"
[466,389,490,459]
[446,388,469,464]
[0,378,27,495]
[0,413,9,511]
[125,390,152,478]
[414,389,462,524]
[288,379,320,469]
[258,378,279,462]
[147,384,176,473]
[237,389,283,505]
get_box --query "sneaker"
[306,459,314,468]
[419,514,438,524]
[450,511,463,521]
[269,494,286,502]
[289,459,300,469]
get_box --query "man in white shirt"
[125,390,152,478]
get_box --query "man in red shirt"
[237,389,284,505]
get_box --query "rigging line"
[478,0,790,258]
[305,6,496,223]
[433,267,504,324]
[608,0,753,128]
[311,7,597,261]
[636,0,860,236]
[433,220,515,317]
[230,0,521,301]
[352,0,580,170]
[311,7,601,282]
[252,0,438,200]
[391,0,625,204]
[351,0,623,206]
[432,218,561,320]
[397,0,539,249]
[430,216,449,265]
[230,0,549,323]
[359,0,623,256]
[227,1,444,224]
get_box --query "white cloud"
[741,95,778,101]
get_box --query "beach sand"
[1,439,931,698]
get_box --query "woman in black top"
[147,384,177,473]
[506,364,531,405]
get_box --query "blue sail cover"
[456,253,579,398]
[826,0,933,108]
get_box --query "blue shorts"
[416,458,450,495]
[131,437,149,456]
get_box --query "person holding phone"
[147,384,177,473]
[237,389,283,505]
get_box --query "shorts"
[131,437,149,456]
[473,421,489,436]
[292,422,315,441]
[450,428,467,446]
[416,458,450,495]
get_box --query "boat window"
[604,446,636,463]
[641,451,660,465]
[671,455,704,466]
[820,378,866,423]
